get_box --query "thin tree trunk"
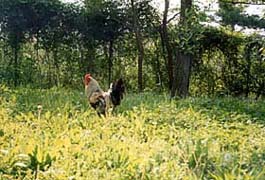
[13,37,19,87]
[154,40,163,90]
[137,36,144,92]
[86,45,96,74]
[35,34,42,86]
[161,0,173,90]
[131,0,144,92]
[78,43,85,74]
[245,54,251,98]
[108,40,114,85]
[45,49,52,86]
[36,33,39,62]
[53,48,59,86]
[1,43,4,64]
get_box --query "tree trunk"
[35,34,42,86]
[245,52,251,98]
[154,39,163,90]
[108,40,114,85]
[171,52,192,97]
[78,44,85,74]
[45,49,52,86]
[131,0,144,92]
[13,37,19,87]
[171,0,192,98]
[137,36,144,92]
[161,0,173,90]
[36,33,39,62]
[180,0,192,22]
[53,48,60,86]
[86,45,96,74]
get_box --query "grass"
[1,85,265,179]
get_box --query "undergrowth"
[1,85,265,179]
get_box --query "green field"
[1,86,265,179]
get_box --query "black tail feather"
[110,78,125,106]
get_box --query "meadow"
[1,85,265,179]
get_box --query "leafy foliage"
[0,0,265,97]
[191,27,265,98]
[171,6,205,56]
[217,1,265,29]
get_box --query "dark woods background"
[0,0,265,98]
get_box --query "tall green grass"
[1,86,265,179]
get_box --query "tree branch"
[167,12,180,24]
[0,36,7,41]
[220,0,265,5]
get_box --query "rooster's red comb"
[85,73,91,79]
[84,73,91,85]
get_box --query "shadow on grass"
[177,97,265,124]
[119,93,265,125]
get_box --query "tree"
[244,36,265,99]
[217,1,265,30]
[0,0,30,86]
[0,0,67,86]
[217,1,244,30]
[220,0,265,5]
[84,0,127,85]
[171,0,193,98]
[130,0,145,92]
[160,0,174,90]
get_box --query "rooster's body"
[84,74,125,116]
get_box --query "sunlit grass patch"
[1,87,265,179]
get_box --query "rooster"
[84,74,125,116]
